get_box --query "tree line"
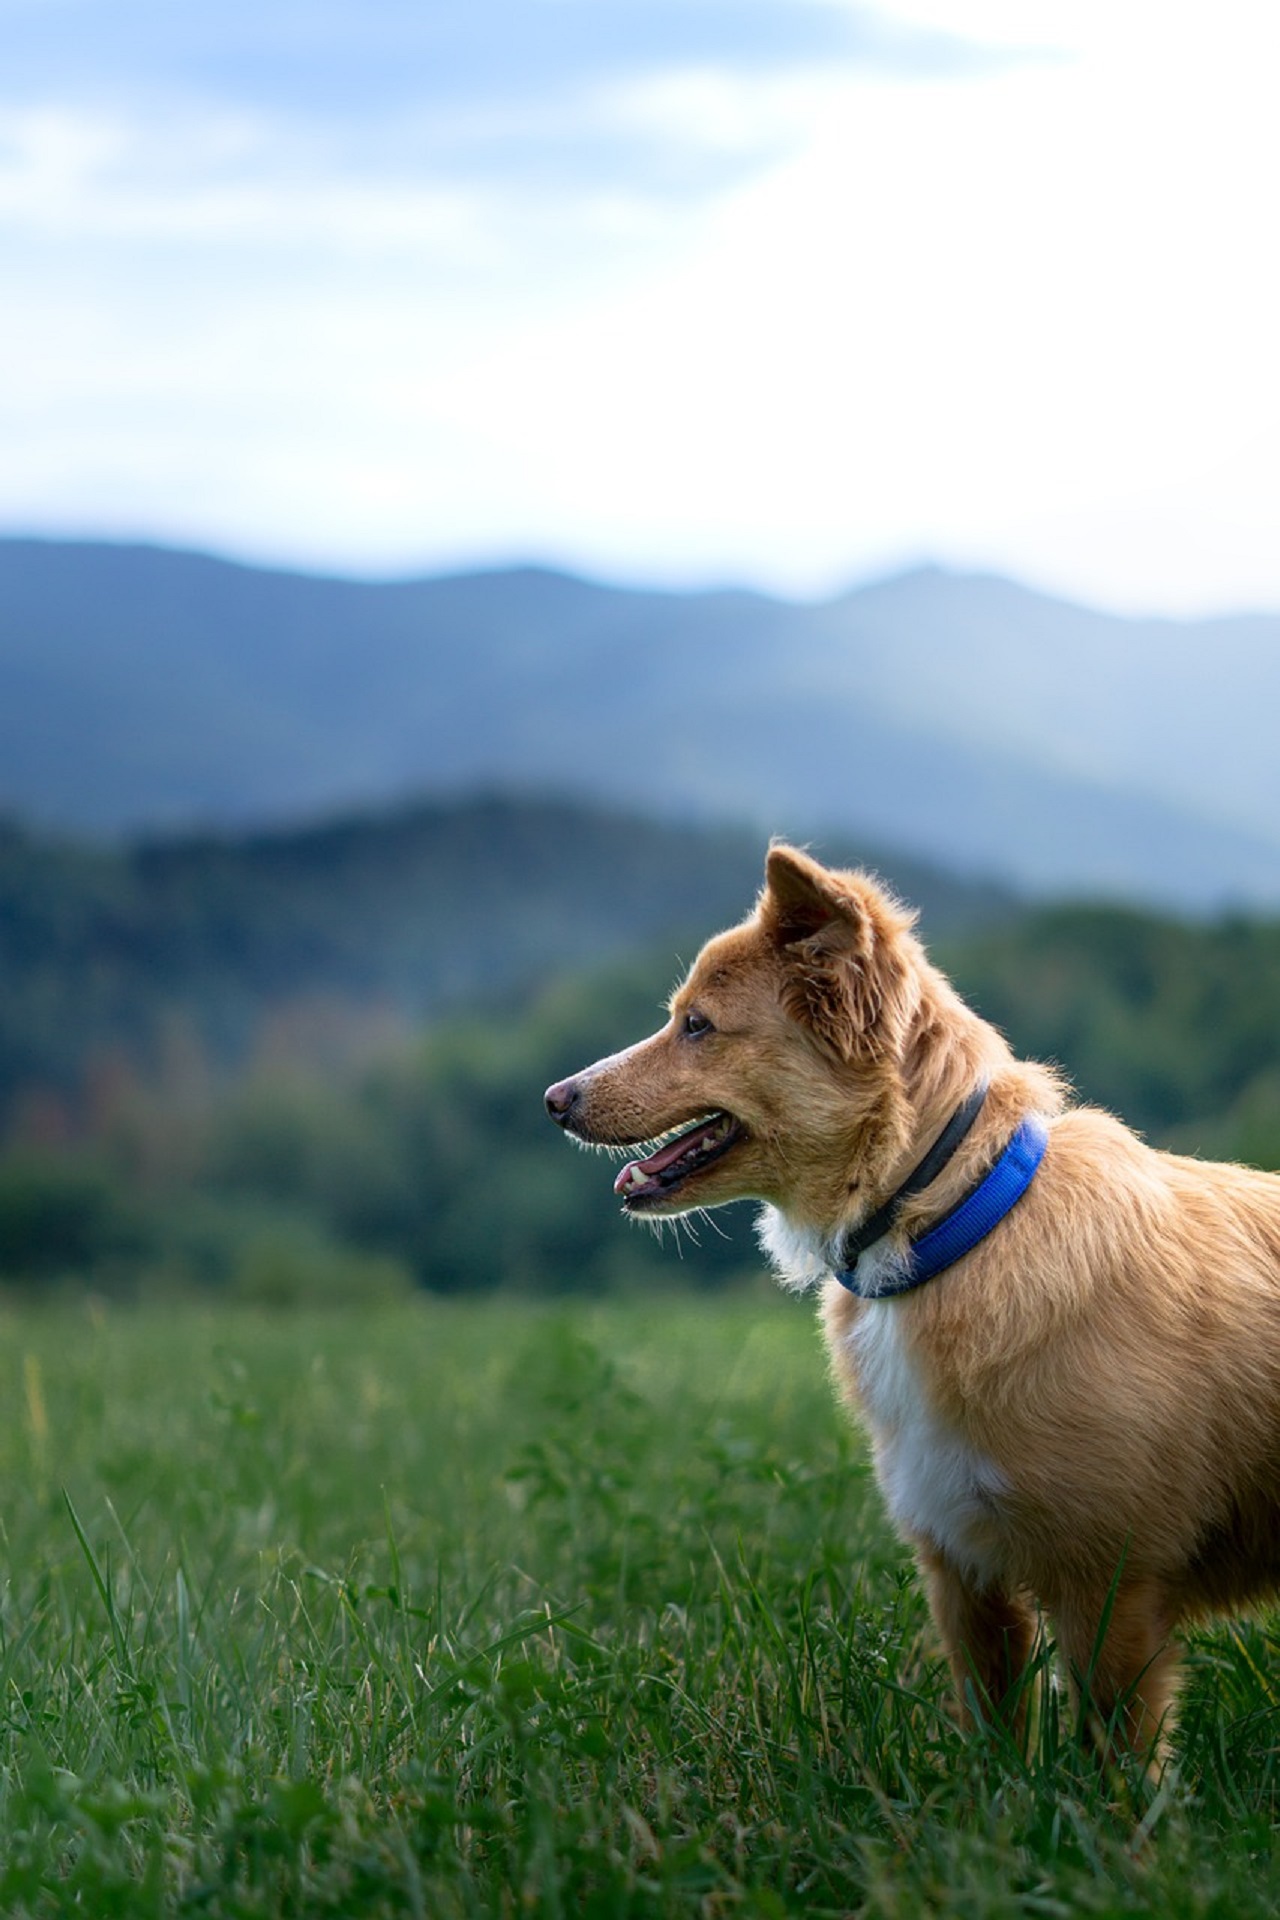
[0,795,1013,1136]
[4,891,1280,1297]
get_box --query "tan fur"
[545,844,1280,1768]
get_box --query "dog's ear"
[761,846,916,1061]
[763,845,852,945]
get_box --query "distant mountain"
[0,794,1012,1121]
[807,568,1280,867]
[3,537,1278,909]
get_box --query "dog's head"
[545,845,925,1228]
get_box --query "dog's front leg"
[918,1544,1038,1740]
[1051,1580,1180,1773]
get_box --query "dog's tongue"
[613,1117,723,1194]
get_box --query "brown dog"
[546,843,1280,1766]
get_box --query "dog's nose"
[544,1078,581,1126]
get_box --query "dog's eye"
[682,1010,714,1038]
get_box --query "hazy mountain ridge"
[3,537,1278,908]
[811,567,1280,836]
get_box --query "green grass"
[1,1290,1279,1915]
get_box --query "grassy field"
[1,1291,1279,1916]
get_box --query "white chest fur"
[846,1299,1009,1586]
[758,1205,1010,1583]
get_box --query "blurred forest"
[2,793,1280,1300]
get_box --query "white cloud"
[1,4,1279,612]
[0,106,482,250]
[360,37,1280,609]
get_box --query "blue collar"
[834,1113,1049,1299]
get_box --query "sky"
[2,0,1278,616]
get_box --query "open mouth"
[613,1112,745,1209]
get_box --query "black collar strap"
[837,1075,991,1268]
[836,1111,1048,1298]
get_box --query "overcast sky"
[2,0,1277,613]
